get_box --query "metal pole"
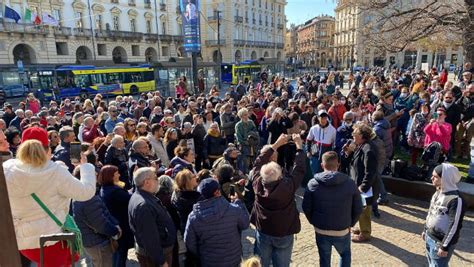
[191,52,198,95]
[154,0,161,59]
[216,10,222,90]
[86,0,97,60]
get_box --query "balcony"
[159,34,173,42]
[107,30,143,40]
[234,39,246,46]
[73,28,93,37]
[277,43,284,49]
[144,33,159,41]
[234,16,243,23]
[172,35,184,42]
[160,3,166,11]
[94,29,108,38]
[277,24,284,30]
[53,26,72,37]
[205,40,226,46]
[3,22,49,36]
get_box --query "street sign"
[17,60,24,74]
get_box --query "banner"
[179,0,201,53]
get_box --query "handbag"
[31,193,84,256]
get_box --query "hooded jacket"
[4,160,96,250]
[425,163,466,251]
[303,171,362,231]
[373,118,393,159]
[184,197,249,267]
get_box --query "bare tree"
[348,0,474,65]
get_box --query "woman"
[98,111,109,135]
[235,108,258,173]
[72,112,84,138]
[424,107,452,154]
[164,127,179,160]
[169,146,196,177]
[203,110,214,131]
[26,93,40,114]
[203,122,227,168]
[83,99,96,115]
[407,103,431,165]
[171,169,200,266]
[48,130,60,152]
[72,166,119,267]
[99,165,134,267]
[136,122,149,137]
[124,118,137,142]
[5,127,21,157]
[5,126,96,266]
[345,122,379,242]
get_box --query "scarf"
[207,128,220,138]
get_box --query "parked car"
[3,85,28,98]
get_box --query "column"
[416,48,422,69]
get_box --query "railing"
[144,33,159,41]
[205,40,226,46]
[276,43,284,49]
[94,29,108,38]
[73,28,93,37]
[3,22,49,35]
[160,3,166,11]
[234,39,246,46]
[234,16,243,23]
[53,26,72,36]
[172,35,184,42]
[159,34,173,42]
[107,30,143,40]
[129,1,136,6]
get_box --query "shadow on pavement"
[375,208,424,236]
[369,236,427,266]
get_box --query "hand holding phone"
[70,142,81,164]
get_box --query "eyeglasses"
[129,124,136,127]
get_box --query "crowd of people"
[2,62,472,267]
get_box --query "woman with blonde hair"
[124,118,138,142]
[82,99,95,115]
[5,127,96,266]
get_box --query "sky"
[285,0,336,26]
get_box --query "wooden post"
[0,152,21,266]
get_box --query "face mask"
[422,111,429,116]
[400,93,408,98]
[443,101,453,109]
[341,100,346,105]
[344,121,353,128]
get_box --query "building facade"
[296,15,335,68]
[199,0,286,64]
[284,24,296,64]
[0,0,184,86]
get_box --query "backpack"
[402,165,426,181]
[421,141,444,166]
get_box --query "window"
[113,16,120,30]
[53,9,61,26]
[55,42,68,55]
[76,12,83,28]
[129,0,136,6]
[146,20,152,33]
[96,14,103,30]
[132,45,140,56]
[162,46,169,56]
[162,22,166,34]
[130,19,136,32]
[97,44,107,55]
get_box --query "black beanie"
[434,164,443,177]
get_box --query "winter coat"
[5,161,96,250]
[128,152,151,187]
[203,133,227,159]
[129,189,177,265]
[104,146,130,189]
[52,142,74,173]
[148,135,170,167]
[100,185,134,249]
[251,146,306,237]
[407,112,429,148]
[267,117,293,144]
[72,194,120,248]
[184,197,249,267]
[220,112,237,136]
[171,190,202,234]
[235,120,258,146]
[328,104,347,129]
[303,171,362,231]
[373,119,393,159]
[349,141,379,206]
[192,124,207,157]
[82,124,103,143]
[424,121,452,152]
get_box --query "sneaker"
[351,234,371,242]
[372,210,381,219]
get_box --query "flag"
[42,13,58,26]
[5,5,21,23]
[24,8,32,22]
[33,13,41,25]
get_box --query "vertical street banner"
[180,0,201,53]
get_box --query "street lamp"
[410,54,416,68]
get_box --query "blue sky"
[286,0,336,26]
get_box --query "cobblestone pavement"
[118,190,474,267]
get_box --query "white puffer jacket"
[4,159,96,250]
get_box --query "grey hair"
[15,109,24,116]
[111,135,124,146]
[59,126,74,141]
[237,107,249,118]
[134,167,156,188]
[131,139,145,151]
[343,111,354,120]
[260,162,282,183]
[157,175,175,194]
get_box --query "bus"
[38,65,155,99]
[221,61,263,85]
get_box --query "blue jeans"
[113,246,128,267]
[316,233,351,267]
[310,156,323,175]
[425,233,455,267]
[254,231,294,267]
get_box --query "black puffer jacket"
[171,190,202,233]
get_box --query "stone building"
[296,15,335,68]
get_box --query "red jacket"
[328,104,347,129]
[82,124,103,143]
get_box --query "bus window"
[123,72,144,83]
[101,73,121,85]
[74,74,91,88]
[143,71,154,82]
[89,73,102,85]
[39,74,54,89]
[57,70,75,87]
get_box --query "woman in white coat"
[4,126,96,266]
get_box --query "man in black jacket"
[129,139,153,187]
[128,167,177,267]
[303,151,363,267]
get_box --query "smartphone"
[432,112,439,120]
[70,142,81,164]
[229,185,236,197]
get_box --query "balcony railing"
[144,33,159,41]
[234,39,246,46]
[234,16,243,23]
[205,40,226,46]
[53,26,72,37]
[3,22,49,35]
[73,28,93,37]
[172,35,184,42]
[107,30,143,40]
[160,3,166,11]
[276,43,284,49]
[159,34,173,42]
[277,24,284,29]
[94,29,108,38]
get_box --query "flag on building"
[24,8,32,22]
[42,13,58,26]
[5,5,21,23]
[33,13,42,25]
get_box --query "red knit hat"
[21,127,49,147]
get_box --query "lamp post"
[410,54,416,68]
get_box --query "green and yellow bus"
[221,61,262,85]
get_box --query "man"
[148,123,170,167]
[82,116,103,143]
[105,105,124,134]
[9,109,24,131]
[133,99,146,120]
[104,135,130,189]
[3,104,16,127]
[335,112,354,175]
[129,139,154,187]
[220,103,237,143]
[328,96,347,129]
[423,163,466,266]
[251,134,306,267]
[307,110,337,175]
[129,168,177,267]
[303,152,363,267]
[52,126,76,173]
[184,178,249,267]
[118,102,132,120]
[236,80,246,100]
